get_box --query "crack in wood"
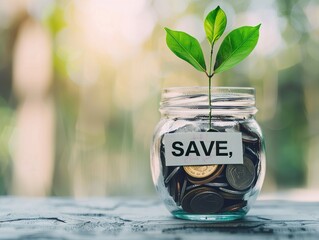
[0,217,66,224]
[0,198,318,239]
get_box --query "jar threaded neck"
[160,87,257,118]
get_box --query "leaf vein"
[215,26,259,72]
[166,30,205,72]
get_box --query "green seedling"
[165,6,260,129]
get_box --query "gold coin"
[183,165,218,178]
[187,165,225,184]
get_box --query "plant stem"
[208,44,214,130]
[208,75,212,129]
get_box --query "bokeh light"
[0,0,318,196]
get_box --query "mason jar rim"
[162,86,255,94]
[160,86,257,117]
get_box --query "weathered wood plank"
[0,197,318,239]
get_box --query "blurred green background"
[0,0,318,196]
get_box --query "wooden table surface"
[0,197,318,239]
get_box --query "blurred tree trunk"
[11,18,54,196]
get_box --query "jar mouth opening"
[160,86,257,117]
[162,86,255,95]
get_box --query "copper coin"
[181,187,224,214]
[184,165,218,178]
[181,187,203,213]
[190,191,224,214]
[226,157,255,191]
[221,201,247,212]
[175,176,182,205]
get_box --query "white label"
[163,132,243,166]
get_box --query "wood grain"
[0,197,318,239]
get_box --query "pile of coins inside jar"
[160,123,262,214]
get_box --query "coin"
[218,187,251,200]
[160,141,169,178]
[244,147,259,164]
[186,182,228,192]
[244,146,261,179]
[182,187,224,214]
[180,177,188,202]
[240,123,258,137]
[240,123,261,153]
[181,187,202,213]
[187,174,214,185]
[224,122,240,133]
[184,165,218,178]
[169,177,176,199]
[190,191,224,214]
[181,187,224,214]
[221,201,247,212]
[204,182,228,188]
[219,187,250,195]
[219,191,244,200]
[207,128,219,132]
[164,167,180,184]
[175,176,182,205]
[226,157,256,191]
[185,184,200,192]
[187,165,225,185]
[242,132,259,143]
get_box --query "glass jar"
[150,87,266,221]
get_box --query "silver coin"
[242,132,259,143]
[245,147,259,160]
[240,124,260,140]
[219,191,245,200]
[240,123,255,134]
[226,157,256,191]
[204,182,228,188]
[219,187,250,195]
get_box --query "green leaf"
[204,6,227,44]
[214,25,261,73]
[165,28,206,72]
